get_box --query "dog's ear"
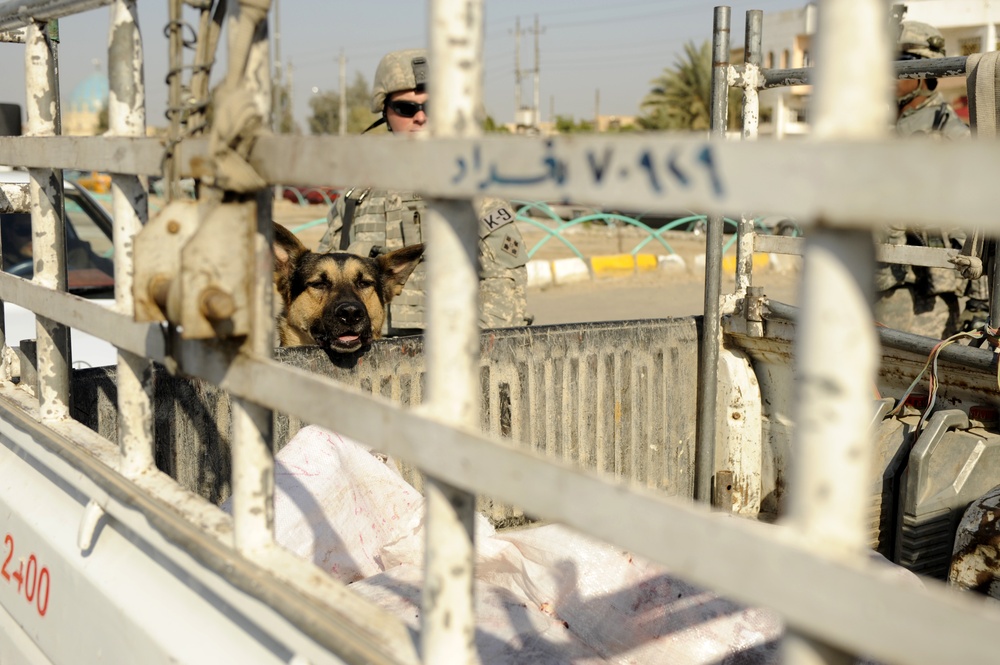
[273,222,308,278]
[377,243,425,301]
[272,222,309,302]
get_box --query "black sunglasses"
[388,100,428,118]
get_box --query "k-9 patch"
[479,204,516,238]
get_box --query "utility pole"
[514,17,522,123]
[272,0,283,199]
[512,15,543,133]
[287,61,294,132]
[533,14,541,130]
[594,89,600,132]
[272,0,282,131]
[339,50,347,136]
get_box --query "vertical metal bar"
[187,0,225,138]
[783,0,892,662]
[735,9,763,293]
[422,0,482,661]
[165,0,183,200]
[990,242,1000,328]
[695,5,730,505]
[25,20,70,421]
[229,0,275,555]
[109,0,154,477]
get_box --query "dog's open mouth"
[314,328,370,353]
[333,333,362,350]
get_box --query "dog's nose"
[334,301,365,326]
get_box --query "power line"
[488,0,696,25]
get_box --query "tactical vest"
[896,92,970,140]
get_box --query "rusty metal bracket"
[133,199,202,322]
[133,196,255,340]
[742,285,765,338]
[176,199,256,339]
[713,470,735,511]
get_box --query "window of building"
[782,49,790,68]
[802,49,811,67]
[960,37,982,56]
[767,52,774,68]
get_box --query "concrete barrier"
[527,252,687,286]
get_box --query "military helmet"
[371,49,429,113]
[897,21,946,59]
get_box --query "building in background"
[593,114,636,132]
[63,62,108,137]
[750,0,1000,137]
[755,2,817,138]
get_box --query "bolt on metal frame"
[0,0,999,663]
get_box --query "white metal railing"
[0,1,998,664]
[107,0,153,480]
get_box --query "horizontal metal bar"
[0,273,166,356]
[761,56,969,89]
[157,347,1000,665]
[0,181,29,213]
[754,234,803,255]
[6,134,1000,233]
[764,299,997,371]
[0,26,25,42]
[756,234,962,268]
[232,135,1000,233]
[0,0,113,30]
[0,136,163,175]
[0,383,417,665]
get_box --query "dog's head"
[272,223,424,353]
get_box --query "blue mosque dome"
[67,71,108,113]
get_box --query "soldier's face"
[386,89,428,133]
[896,78,921,99]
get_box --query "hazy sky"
[0,0,805,131]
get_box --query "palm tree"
[640,40,741,131]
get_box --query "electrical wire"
[888,325,1000,434]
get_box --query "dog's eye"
[357,278,375,289]
[307,280,328,290]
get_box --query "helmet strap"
[897,81,931,111]
[363,116,387,134]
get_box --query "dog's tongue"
[338,334,360,343]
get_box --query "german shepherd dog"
[272,223,424,353]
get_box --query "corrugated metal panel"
[72,319,701,524]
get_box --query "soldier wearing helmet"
[895,21,968,138]
[875,20,987,337]
[319,49,530,335]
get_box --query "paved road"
[518,218,801,325]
